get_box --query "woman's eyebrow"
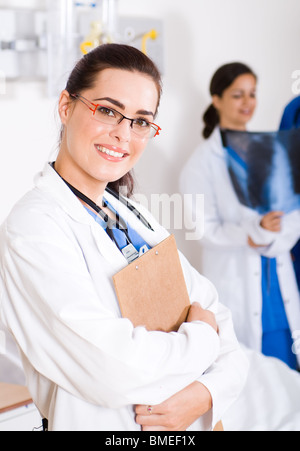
[136,109,154,117]
[94,97,154,117]
[94,97,125,109]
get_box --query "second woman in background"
[180,63,300,370]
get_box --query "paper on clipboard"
[113,235,191,332]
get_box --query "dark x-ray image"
[221,129,300,215]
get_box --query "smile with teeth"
[96,145,125,158]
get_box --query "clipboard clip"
[122,244,139,263]
[122,243,150,264]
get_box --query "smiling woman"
[202,62,257,139]
[55,44,162,203]
[56,67,159,206]
[0,44,248,431]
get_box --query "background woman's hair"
[202,62,257,139]
[62,43,163,197]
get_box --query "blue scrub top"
[84,200,151,256]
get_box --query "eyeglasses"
[70,94,161,139]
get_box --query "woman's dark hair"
[62,43,162,197]
[203,62,257,139]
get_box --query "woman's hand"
[187,302,218,333]
[248,211,284,248]
[135,382,212,431]
[248,236,266,248]
[135,305,216,430]
[260,211,284,232]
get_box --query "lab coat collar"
[34,163,168,267]
[35,163,96,226]
[209,128,226,158]
[34,163,127,267]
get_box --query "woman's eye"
[134,118,150,128]
[98,107,115,117]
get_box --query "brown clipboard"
[113,234,190,332]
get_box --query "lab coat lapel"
[36,164,128,270]
[90,221,128,270]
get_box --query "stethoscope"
[51,162,154,254]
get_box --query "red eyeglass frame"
[70,93,162,138]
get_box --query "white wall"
[1,0,299,267]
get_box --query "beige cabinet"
[0,383,41,431]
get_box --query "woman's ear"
[58,90,73,125]
[212,94,221,112]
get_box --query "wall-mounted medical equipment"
[118,16,163,70]
[0,8,47,80]
[47,0,119,96]
[0,0,164,97]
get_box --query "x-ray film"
[221,129,300,215]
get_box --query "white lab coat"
[0,323,25,385]
[0,163,248,431]
[223,346,300,431]
[180,128,300,365]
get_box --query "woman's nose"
[244,94,256,105]
[111,117,132,142]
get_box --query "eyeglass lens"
[93,106,158,138]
